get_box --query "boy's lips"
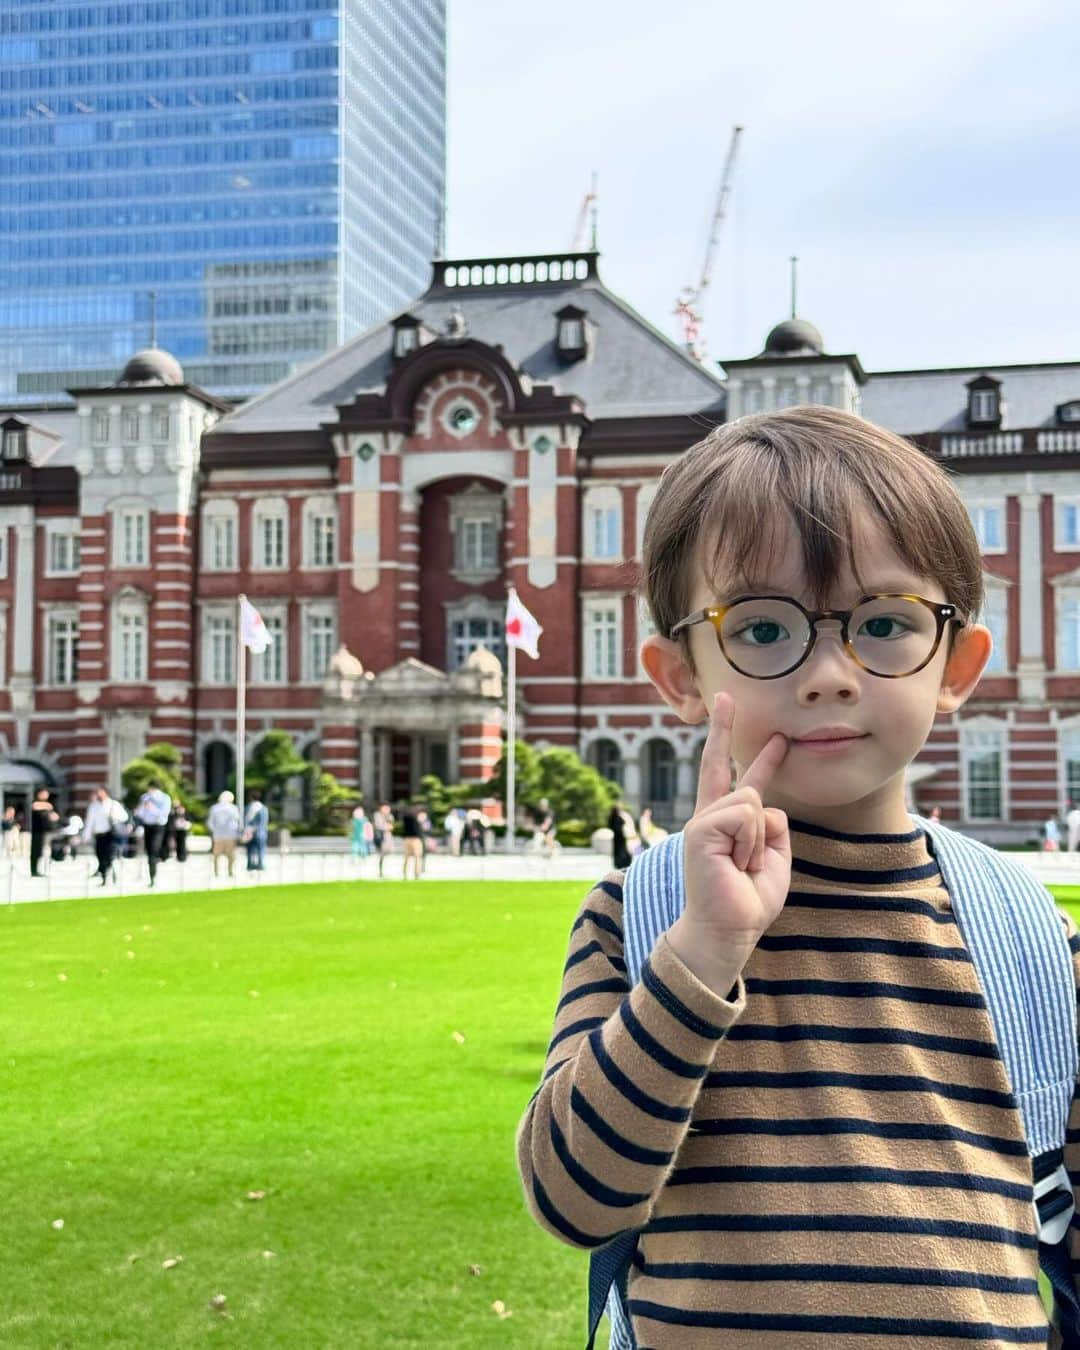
[791,727,869,754]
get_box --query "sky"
[446,0,1080,373]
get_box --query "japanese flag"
[240,596,272,654]
[505,588,542,660]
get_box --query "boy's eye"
[857,614,914,641]
[729,617,791,646]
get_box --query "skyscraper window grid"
[0,0,446,403]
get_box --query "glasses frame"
[669,593,966,681]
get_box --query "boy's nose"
[795,626,858,701]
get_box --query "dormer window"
[967,374,1003,429]
[555,304,587,362]
[392,313,421,362]
[1058,401,1080,425]
[1,418,28,461]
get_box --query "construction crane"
[570,172,598,252]
[675,124,743,358]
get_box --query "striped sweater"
[517,817,1080,1348]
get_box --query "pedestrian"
[462,809,486,855]
[928,805,942,824]
[607,797,633,870]
[29,787,60,877]
[372,801,394,877]
[400,806,424,880]
[1067,800,1080,853]
[350,804,372,860]
[243,790,270,871]
[81,785,126,884]
[206,789,242,877]
[1,804,18,859]
[135,777,172,887]
[444,806,465,857]
[533,797,557,856]
[171,803,192,862]
[515,405,1080,1347]
[1044,814,1062,852]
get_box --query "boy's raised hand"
[666,692,791,997]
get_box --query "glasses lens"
[850,597,937,675]
[719,599,811,677]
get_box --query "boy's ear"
[639,635,709,724]
[936,621,994,713]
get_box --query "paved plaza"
[2,837,1079,907]
[0,839,617,906]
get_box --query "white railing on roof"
[940,432,1023,457]
[441,257,592,289]
[1038,430,1080,452]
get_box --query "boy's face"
[641,509,992,833]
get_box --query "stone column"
[1016,485,1045,702]
[360,728,375,801]
[674,756,697,826]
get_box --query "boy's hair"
[642,407,984,671]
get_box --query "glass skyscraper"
[0,0,446,403]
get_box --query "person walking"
[372,802,394,877]
[401,807,424,880]
[244,791,269,871]
[135,778,172,887]
[1043,814,1062,853]
[1,804,19,860]
[171,803,192,863]
[607,798,633,870]
[350,804,372,861]
[462,809,486,856]
[29,788,60,877]
[207,790,242,877]
[82,786,126,884]
[444,806,465,857]
[1066,800,1080,853]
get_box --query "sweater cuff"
[646,932,747,1033]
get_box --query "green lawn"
[0,881,591,1348]
[6,883,1079,1348]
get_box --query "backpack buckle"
[1034,1161,1075,1245]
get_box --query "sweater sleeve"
[516,871,747,1249]
[1060,908,1080,1323]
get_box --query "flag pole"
[236,593,246,824]
[505,637,516,853]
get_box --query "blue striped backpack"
[587,815,1079,1349]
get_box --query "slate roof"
[212,254,728,437]
[861,361,1080,435]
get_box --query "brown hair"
[641,407,983,668]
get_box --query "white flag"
[505,588,542,660]
[240,596,272,654]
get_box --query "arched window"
[587,738,622,786]
[111,589,148,683]
[644,738,676,804]
[203,741,234,799]
[582,485,622,562]
[252,496,289,571]
[303,495,336,568]
[111,499,151,567]
[201,499,238,571]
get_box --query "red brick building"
[2,251,1080,842]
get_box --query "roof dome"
[763,318,824,357]
[117,347,184,387]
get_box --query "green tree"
[244,731,309,818]
[485,740,617,834]
[308,768,356,834]
[121,742,206,822]
[411,773,473,822]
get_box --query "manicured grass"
[0,881,593,1348]
[7,882,1078,1347]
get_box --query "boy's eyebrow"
[718,578,928,604]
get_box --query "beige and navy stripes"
[518,818,1080,1348]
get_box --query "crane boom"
[675,124,743,355]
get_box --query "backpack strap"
[914,816,1079,1340]
[587,834,685,1349]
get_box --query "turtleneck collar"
[787,815,941,893]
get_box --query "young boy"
[517,407,1080,1347]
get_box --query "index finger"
[693,692,735,815]
[736,731,789,797]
